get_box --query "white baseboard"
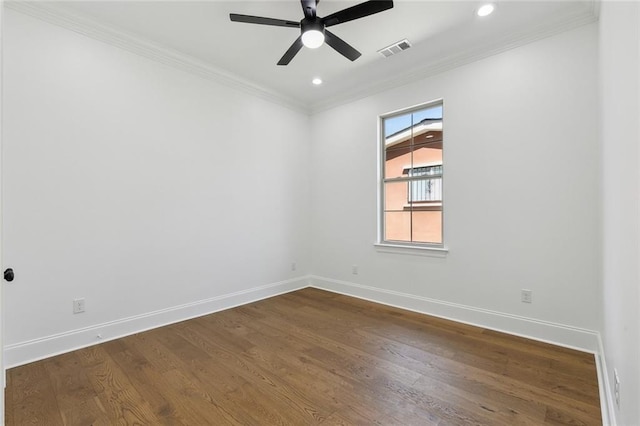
[4,276,310,369]
[596,334,617,426]
[310,275,600,353]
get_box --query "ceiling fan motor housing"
[301,17,325,35]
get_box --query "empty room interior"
[1,0,639,424]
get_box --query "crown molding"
[5,1,310,114]
[309,2,599,114]
[588,0,601,20]
[6,0,598,116]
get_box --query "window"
[380,101,444,246]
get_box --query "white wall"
[310,24,601,346]
[2,9,310,365]
[599,1,640,424]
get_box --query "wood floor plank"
[241,308,426,387]
[101,342,190,425]
[43,352,114,426]
[5,288,602,425]
[7,361,63,426]
[159,368,248,425]
[74,344,161,424]
[238,329,414,425]
[182,320,332,424]
[125,332,258,424]
[411,353,601,424]
[192,304,442,424]
[412,371,547,426]
[237,309,460,423]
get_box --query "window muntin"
[380,101,443,246]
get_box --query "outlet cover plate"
[73,298,85,314]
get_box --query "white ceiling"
[36,1,596,111]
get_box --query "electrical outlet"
[291,262,297,271]
[521,289,532,303]
[352,264,358,275]
[614,369,620,408]
[73,298,85,314]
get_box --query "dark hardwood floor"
[5,288,602,425]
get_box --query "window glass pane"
[384,181,409,211]
[411,105,442,128]
[385,145,411,179]
[411,129,442,150]
[412,210,442,244]
[384,112,414,139]
[411,144,442,170]
[385,211,411,242]
[384,112,414,179]
[409,176,442,202]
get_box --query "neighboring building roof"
[385,119,443,147]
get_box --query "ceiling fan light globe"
[302,30,325,49]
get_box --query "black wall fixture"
[4,268,14,282]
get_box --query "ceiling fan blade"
[322,0,394,27]
[301,0,317,19]
[324,30,361,61]
[230,13,300,28]
[278,36,305,65]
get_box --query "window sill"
[374,243,449,257]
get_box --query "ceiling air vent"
[378,39,412,58]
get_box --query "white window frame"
[376,99,448,255]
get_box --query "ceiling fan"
[230,0,394,66]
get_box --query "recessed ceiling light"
[312,78,323,85]
[477,3,495,17]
